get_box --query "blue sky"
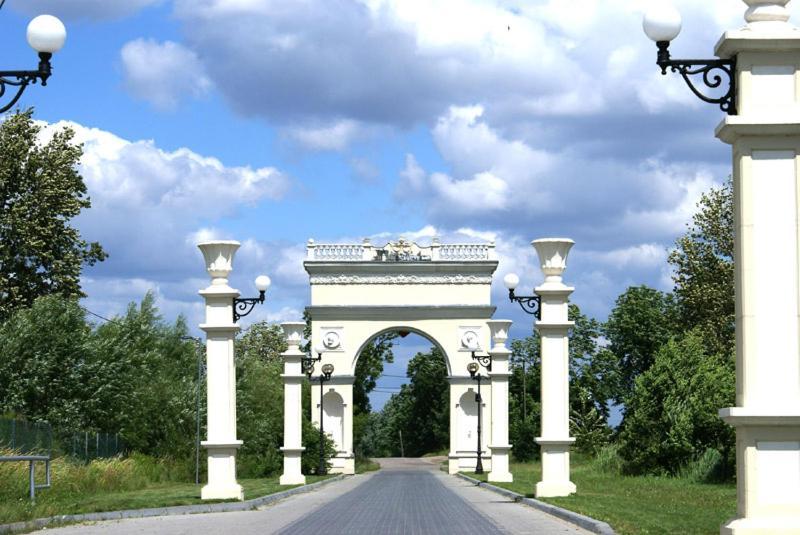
[1,0,777,409]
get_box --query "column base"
[201,440,242,501]
[535,480,577,498]
[201,483,243,501]
[536,437,575,498]
[448,457,459,475]
[489,444,513,483]
[721,515,800,535]
[280,446,305,486]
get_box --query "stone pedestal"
[715,2,800,532]
[533,239,576,498]
[488,319,513,483]
[280,322,307,485]
[197,241,243,501]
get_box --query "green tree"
[88,293,197,456]
[0,110,106,322]
[569,304,619,418]
[353,333,396,415]
[669,179,734,356]
[359,347,449,457]
[0,295,93,431]
[235,322,286,477]
[509,333,540,461]
[604,286,677,402]
[618,330,735,476]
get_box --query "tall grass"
[0,448,193,523]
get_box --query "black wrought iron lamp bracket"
[0,52,53,114]
[655,41,737,115]
[301,352,322,377]
[232,290,266,323]
[471,351,492,372]
[508,289,542,320]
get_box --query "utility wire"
[81,306,118,324]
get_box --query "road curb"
[0,475,348,535]
[454,473,616,535]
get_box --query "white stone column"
[488,319,514,483]
[280,322,307,485]
[197,241,244,501]
[716,2,800,532]
[533,238,576,498]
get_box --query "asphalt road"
[33,458,591,534]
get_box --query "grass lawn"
[0,475,332,526]
[466,457,736,535]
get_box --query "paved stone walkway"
[33,458,590,534]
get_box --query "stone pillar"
[533,238,576,498]
[448,376,460,474]
[488,319,514,483]
[197,241,243,501]
[280,322,307,485]
[716,2,800,532]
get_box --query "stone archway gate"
[278,238,515,484]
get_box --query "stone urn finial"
[532,238,574,284]
[487,320,513,351]
[281,322,305,349]
[743,0,791,28]
[198,241,240,286]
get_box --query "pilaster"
[532,239,577,498]
[715,4,800,532]
[488,320,513,483]
[280,322,307,485]
[197,241,244,501]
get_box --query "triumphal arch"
[279,237,514,483]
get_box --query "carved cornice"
[309,274,492,285]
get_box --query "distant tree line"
[0,108,735,481]
[357,179,735,481]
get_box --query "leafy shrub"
[510,417,538,462]
[618,331,735,477]
[301,419,337,475]
[678,448,728,484]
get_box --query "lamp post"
[467,361,485,475]
[316,364,334,475]
[644,2,800,533]
[303,346,333,475]
[0,14,66,113]
[503,273,542,320]
[180,336,205,486]
[233,275,270,322]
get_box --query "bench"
[0,455,51,501]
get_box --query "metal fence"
[0,418,51,454]
[65,431,125,461]
[0,418,125,460]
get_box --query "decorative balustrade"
[306,238,495,261]
[439,244,492,260]
[311,244,364,260]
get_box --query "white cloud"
[284,119,369,151]
[397,105,725,251]
[121,39,212,110]
[164,0,797,130]
[12,0,161,20]
[34,120,294,332]
[586,243,668,269]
